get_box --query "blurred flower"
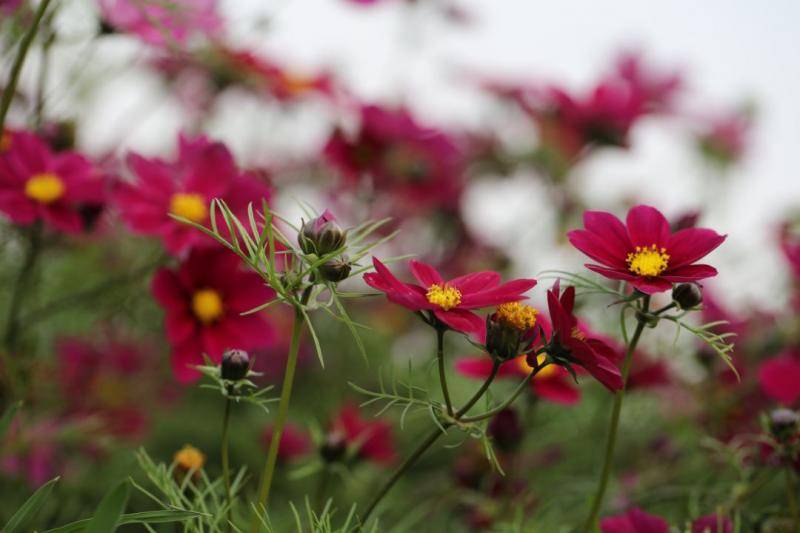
[696,105,753,168]
[758,351,800,406]
[261,423,312,463]
[487,408,523,452]
[363,257,537,337]
[0,130,104,233]
[544,281,623,391]
[612,51,682,114]
[173,444,205,483]
[98,0,223,47]
[0,0,23,14]
[691,513,732,533]
[568,205,726,294]
[780,221,800,281]
[324,104,465,218]
[151,249,276,382]
[600,507,669,533]
[115,134,271,256]
[328,403,396,465]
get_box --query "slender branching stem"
[435,327,454,417]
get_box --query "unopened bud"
[318,256,352,283]
[221,349,250,381]
[298,210,346,256]
[672,283,703,310]
[319,431,347,463]
[769,408,799,442]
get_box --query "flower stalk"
[221,395,233,532]
[435,327,454,417]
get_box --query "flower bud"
[319,431,347,463]
[221,349,250,381]
[488,408,523,452]
[769,408,799,442]
[485,302,538,362]
[672,283,703,310]
[318,256,352,283]
[298,209,346,256]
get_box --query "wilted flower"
[151,249,276,382]
[364,257,537,337]
[99,0,223,47]
[568,205,726,294]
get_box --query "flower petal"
[409,259,443,287]
[448,271,501,293]
[434,308,485,337]
[661,264,718,282]
[459,278,537,309]
[568,229,627,268]
[667,227,726,268]
[584,210,633,259]
[629,277,674,294]
[626,204,670,247]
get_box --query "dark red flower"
[568,205,726,294]
[600,508,669,533]
[151,249,276,383]
[545,282,623,391]
[758,351,800,406]
[363,257,537,337]
[329,403,396,465]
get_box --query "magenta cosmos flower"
[99,0,223,47]
[759,351,800,406]
[568,205,726,294]
[363,257,537,337]
[151,249,276,383]
[329,403,396,465]
[600,508,668,533]
[115,134,271,256]
[0,130,104,233]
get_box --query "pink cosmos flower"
[363,257,537,337]
[568,205,726,294]
[758,351,800,406]
[99,0,223,47]
[114,134,271,256]
[0,130,104,233]
[324,104,465,217]
[151,249,276,383]
[600,508,669,533]
[329,403,396,465]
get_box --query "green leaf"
[43,509,205,533]
[4,476,59,533]
[0,400,22,439]
[85,480,130,533]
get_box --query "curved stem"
[455,361,500,417]
[435,328,453,417]
[583,295,650,531]
[221,396,233,532]
[460,365,542,423]
[0,0,54,132]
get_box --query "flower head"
[363,257,537,337]
[261,423,312,463]
[758,351,800,406]
[328,403,396,465]
[151,249,277,383]
[568,205,726,294]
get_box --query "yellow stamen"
[174,444,205,471]
[495,302,538,331]
[25,172,65,204]
[192,288,224,324]
[426,283,462,311]
[626,244,670,277]
[517,354,557,379]
[170,192,208,223]
[570,326,587,342]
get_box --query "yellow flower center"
[192,288,224,324]
[495,302,538,331]
[426,284,462,311]
[626,244,670,277]
[174,444,205,471]
[0,130,11,151]
[170,192,208,223]
[25,172,65,204]
[517,354,557,379]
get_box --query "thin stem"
[0,0,54,132]
[435,328,453,417]
[456,361,500,417]
[460,365,542,423]
[221,396,233,532]
[786,468,799,528]
[583,295,650,532]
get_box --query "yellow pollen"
[426,284,462,311]
[192,289,224,324]
[0,131,11,151]
[495,302,538,331]
[174,444,205,471]
[517,354,557,379]
[25,172,65,204]
[170,192,208,223]
[626,244,670,277]
[570,326,587,342]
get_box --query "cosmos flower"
[98,0,223,47]
[600,508,669,533]
[0,130,104,233]
[613,51,682,114]
[363,257,537,337]
[328,403,396,465]
[568,205,726,294]
[758,351,800,406]
[151,249,276,383]
[114,134,271,256]
[261,423,312,463]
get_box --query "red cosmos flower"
[99,0,223,47]
[261,423,312,463]
[329,403,396,465]
[600,508,669,533]
[758,351,800,406]
[545,282,623,391]
[151,249,276,383]
[568,205,726,294]
[0,130,104,233]
[324,104,465,217]
[114,134,271,256]
[363,257,537,337]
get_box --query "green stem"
[314,467,331,511]
[787,468,799,528]
[582,296,650,532]
[221,396,233,532]
[435,328,453,417]
[0,0,54,132]
[460,365,540,423]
